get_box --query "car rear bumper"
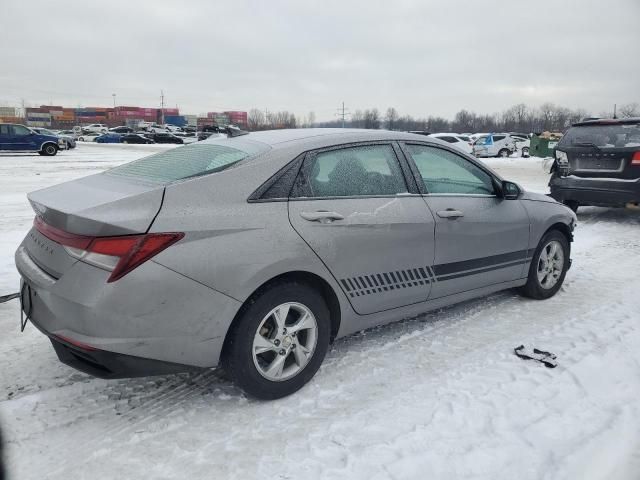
[549,174,640,207]
[35,320,200,378]
[15,243,242,376]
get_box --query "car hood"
[520,190,557,204]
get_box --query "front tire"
[520,230,570,299]
[521,147,530,157]
[40,143,58,156]
[223,282,331,400]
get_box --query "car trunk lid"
[24,173,164,278]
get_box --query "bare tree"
[248,108,265,131]
[619,103,640,118]
[384,107,399,130]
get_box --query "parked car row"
[426,132,531,158]
[77,131,189,144]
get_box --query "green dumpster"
[530,133,563,157]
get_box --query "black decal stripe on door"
[338,249,532,298]
[432,249,529,277]
[436,259,528,282]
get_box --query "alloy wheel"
[252,302,318,382]
[537,240,565,289]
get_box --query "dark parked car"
[95,133,122,144]
[147,133,184,144]
[109,126,134,134]
[550,118,640,211]
[121,133,155,144]
[0,124,62,155]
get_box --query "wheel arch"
[220,270,342,361]
[40,141,58,152]
[544,221,573,244]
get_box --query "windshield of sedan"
[560,123,640,148]
[106,141,269,183]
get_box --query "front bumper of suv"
[549,174,640,207]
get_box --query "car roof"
[572,117,640,127]
[203,128,442,149]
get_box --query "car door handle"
[436,209,464,219]
[300,211,344,223]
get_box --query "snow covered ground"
[1,145,640,480]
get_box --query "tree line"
[248,102,639,133]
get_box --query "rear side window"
[406,144,495,195]
[493,135,506,142]
[299,144,407,198]
[107,142,268,183]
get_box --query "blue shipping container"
[164,115,187,127]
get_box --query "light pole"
[112,93,116,108]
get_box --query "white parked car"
[472,133,517,158]
[82,124,108,134]
[164,124,184,133]
[512,135,531,157]
[429,133,473,154]
[77,132,102,142]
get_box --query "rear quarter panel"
[149,160,349,308]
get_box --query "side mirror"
[501,180,520,200]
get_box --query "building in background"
[12,103,248,130]
[207,111,248,128]
[0,106,21,124]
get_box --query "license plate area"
[574,157,623,172]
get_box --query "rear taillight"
[632,151,640,165]
[34,217,184,282]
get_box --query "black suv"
[549,118,640,212]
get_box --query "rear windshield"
[106,142,268,183]
[560,123,640,148]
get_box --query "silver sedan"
[15,129,576,399]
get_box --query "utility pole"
[160,90,165,125]
[613,103,617,119]
[335,101,350,128]
[112,93,116,108]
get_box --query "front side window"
[12,125,31,136]
[301,144,407,198]
[406,144,495,195]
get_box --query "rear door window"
[297,144,408,198]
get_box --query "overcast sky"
[1,0,638,121]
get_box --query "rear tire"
[223,282,330,400]
[522,147,530,157]
[520,230,570,300]
[498,148,510,158]
[40,143,58,156]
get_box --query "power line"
[335,101,351,128]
